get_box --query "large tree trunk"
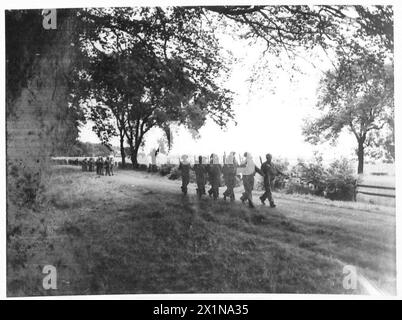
[6,10,77,207]
[125,121,150,169]
[130,145,139,168]
[357,140,364,174]
[119,129,126,168]
[127,141,140,169]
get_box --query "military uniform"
[193,157,207,199]
[259,156,282,207]
[82,158,88,172]
[109,158,114,176]
[95,158,99,175]
[238,153,262,208]
[88,158,94,172]
[179,156,191,195]
[99,157,104,176]
[207,154,221,200]
[222,152,237,201]
[105,157,111,176]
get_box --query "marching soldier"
[207,154,214,197]
[95,157,99,175]
[208,154,222,200]
[259,153,285,208]
[193,155,207,199]
[95,157,98,175]
[88,157,94,172]
[222,152,237,201]
[109,156,115,176]
[105,157,111,176]
[99,157,104,175]
[99,157,104,176]
[179,154,191,195]
[237,152,262,208]
[82,158,88,172]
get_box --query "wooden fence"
[356,184,396,199]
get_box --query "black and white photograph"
[4,1,398,298]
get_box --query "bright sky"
[79,28,358,164]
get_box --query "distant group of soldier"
[179,152,285,208]
[81,156,115,176]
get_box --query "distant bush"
[138,164,148,171]
[286,155,357,201]
[325,158,356,201]
[117,162,128,169]
[116,163,148,171]
[168,166,180,180]
[160,164,175,176]
[285,181,316,196]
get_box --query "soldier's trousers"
[110,166,114,175]
[223,174,236,200]
[181,175,190,194]
[260,178,274,204]
[196,177,206,198]
[241,175,254,202]
[211,183,219,200]
[105,167,111,176]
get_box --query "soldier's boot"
[223,190,228,201]
[259,195,266,205]
[240,194,246,204]
[212,189,218,200]
[230,192,235,202]
[248,199,255,208]
[269,201,276,208]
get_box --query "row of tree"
[7,7,392,173]
[68,6,393,173]
[74,7,234,167]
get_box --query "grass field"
[7,165,396,296]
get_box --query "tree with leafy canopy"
[71,6,393,167]
[205,5,392,50]
[303,37,393,174]
[77,7,234,167]
[204,6,393,82]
